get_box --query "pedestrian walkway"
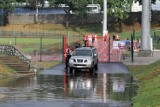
[122,50,160,65]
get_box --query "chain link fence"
[153,29,160,50]
[0,28,84,62]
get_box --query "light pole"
[35,0,39,24]
[103,0,107,36]
[92,0,93,12]
[140,0,152,56]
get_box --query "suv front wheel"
[68,67,73,73]
[95,62,98,70]
[89,67,95,72]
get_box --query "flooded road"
[0,63,137,107]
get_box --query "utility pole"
[140,0,152,56]
[35,0,39,24]
[103,0,107,36]
[92,0,93,12]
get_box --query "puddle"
[0,72,137,107]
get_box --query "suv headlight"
[69,58,76,62]
[87,58,93,63]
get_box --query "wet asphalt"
[42,62,129,75]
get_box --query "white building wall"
[131,0,160,12]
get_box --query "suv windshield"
[72,50,92,56]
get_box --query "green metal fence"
[0,29,84,62]
[128,29,160,50]
[153,29,160,50]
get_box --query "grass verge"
[36,61,61,70]
[128,60,160,107]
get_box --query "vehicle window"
[72,50,92,56]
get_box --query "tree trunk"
[66,21,69,28]
[118,19,122,33]
[3,11,9,26]
[65,13,70,28]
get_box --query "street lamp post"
[92,0,94,12]
[140,0,152,56]
[103,0,107,36]
[35,0,39,24]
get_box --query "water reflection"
[112,78,125,93]
[66,72,97,99]
[0,72,136,103]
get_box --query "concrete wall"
[8,12,160,25]
[9,13,103,24]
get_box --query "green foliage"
[0,0,15,25]
[52,0,89,16]
[13,0,134,28]
[129,60,160,107]
[107,0,133,32]
[0,0,15,10]
[27,0,38,9]
[15,0,27,2]
[108,0,132,18]
[48,0,56,7]
[49,0,91,27]
[129,60,160,80]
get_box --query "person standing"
[92,34,95,46]
[114,33,119,40]
[125,38,131,51]
[104,32,109,42]
[136,39,141,51]
[65,46,72,69]
[74,41,81,49]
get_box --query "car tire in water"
[95,63,98,70]
[89,67,94,73]
[69,67,73,73]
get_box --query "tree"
[107,0,133,32]
[27,0,42,23]
[49,0,90,28]
[15,0,27,2]
[0,0,15,25]
[110,0,158,32]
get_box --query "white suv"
[68,47,98,72]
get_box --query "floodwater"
[0,70,137,107]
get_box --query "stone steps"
[0,56,31,73]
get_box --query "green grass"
[37,61,61,69]
[0,38,62,45]
[0,37,63,53]
[128,61,160,107]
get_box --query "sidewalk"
[121,50,160,65]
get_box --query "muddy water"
[0,72,137,107]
